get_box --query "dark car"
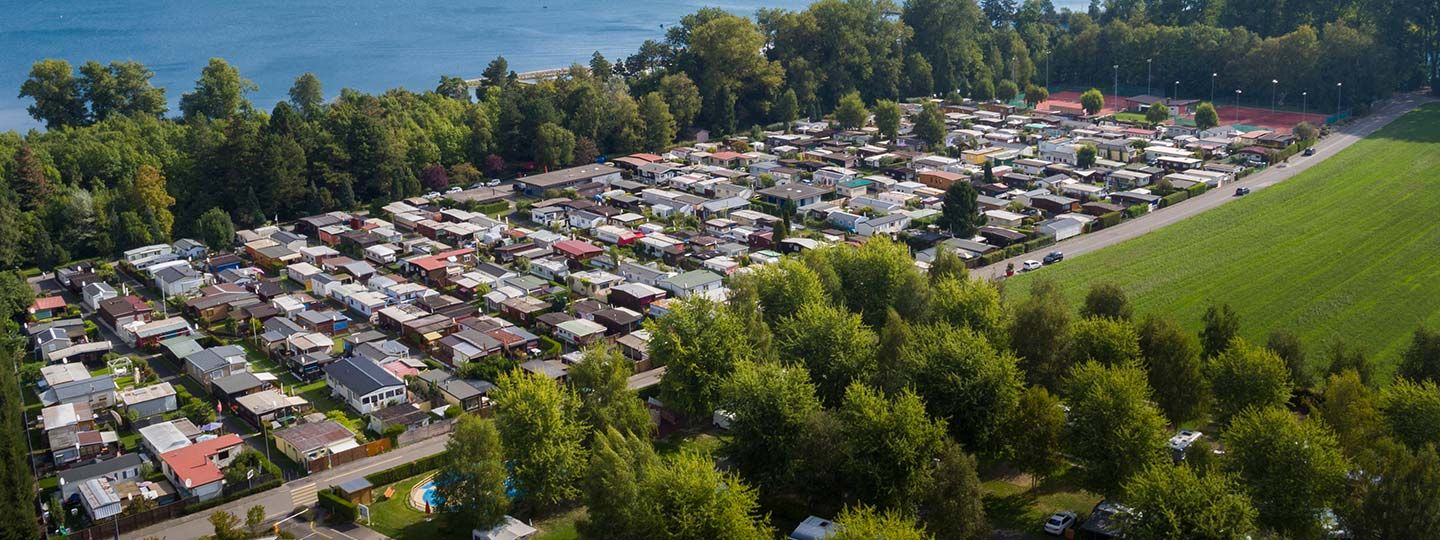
[1234,187,1251,196]
[1043,251,1064,265]
[1303,147,1316,156]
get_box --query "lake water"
[1,0,1088,131]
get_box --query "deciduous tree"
[639,92,676,152]
[1223,407,1349,538]
[492,370,587,514]
[433,415,509,532]
[1139,315,1207,424]
[1080,282,1133,321]
[1010,280,1072,389]
[776,303,878,406]
[872,99,902,142]
[1199,304,1240,358]
[1063,361,1169,495]
[180,58,256,120]
[1069,316,1142,366]
[1208,338,1291,425]
[1378,378,1440,450]
[1194,102,1220,130]
[1008,386,1066,482]
[833,91,868,130]
[652,297,751,417]
[1399,327,1440,385]
[838,383,947,510]
[832,505,931,540]
[719,361,822,489]
[1080,88,1105,115]
[19,59,86,128]
[1120,464,1258,539]
[569,345,653,438]
[941,181,986,237]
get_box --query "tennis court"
[1036,89,1326,132]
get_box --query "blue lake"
[0,0,1089,131]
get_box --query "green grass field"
[1006,104,1440,378]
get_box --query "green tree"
[78,60,167,121]
[1378,378,1440,450]
[534,122,576,170]
[1069,316,1142,366]
[19,59,86,128]
[741,259,826,327]
[1317,370,1382,458]
[1008,386,1066,483]
[652,297,751,418]
[832,505,931,540]
[899,324,1023,456]
[773,88,800,127]
[1080,282,1133,321]
[838,383,948,510]
[433,415,509,532]
[288,72,324,115]
[913,102,947,149]
[804,237,930,327]
[436,75,471,101]
[1139,315,1208,424]
[208,510,246,540]
[1223,407,1349,537]
[1063,361,1169,495]
[872,99,902,142]
[1023,84,1050,108]
[1010,280,1072,389]
[1199,304,1240,358]
[638,92,676,152]
[1077,143,1097,168]
[1294,121,1319,140]
[637,453,774,540]
[569,345,653,438]
[194,207,235,250]
[927,276,1006,342]
[659,73,702,131]
[1145,102,1171,124]
[1208,338,1291,425]
[1080,88,1105,115]
[589,51,613,79]
[482,56,510,87]
[719,361,822,489]
[180,58,256,120]
[972,78,995,101]
[133,164,176,240]
[1265,330,1311,389]
[1120,464,1258,539]
[940,181,985,237]
[492,369,587,514]
[1325,339,1374,386]
[833,91,868,130]
[775,303,878,406]
[1399,327,1440,385]
[1338,439,1440,539]
[996,79,1019,102]
[1194,102,1220,130]
[578,428,658,540]
[918,439,987,540]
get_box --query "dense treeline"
[0,274,39,540]
[4,0,1437,270]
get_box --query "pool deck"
[408,472,439,513]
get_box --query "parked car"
[1234,187,1251,196]
[1022,260,1042,272]
[1043,251,1064,265]
[484,179,502,187]
[1044,511,1077,535]
[1303,147,1316,156]
[446,186,463,193]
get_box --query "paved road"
[975,93,1434,281]
[123,436,447,540]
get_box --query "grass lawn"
[534,507,585,540]
[981,467,1102,538]
[366,474,447,539]
[1113,111,1149,124]
[1006,104,1440,379]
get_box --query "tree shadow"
[983,490,1039,530]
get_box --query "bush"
[1161,192,1189,208]
[1096,211,1123,230]
[979,251,1007,266]
[1185,183,1208,197]
[1124,204,1150,218]
[318,489,358,523]
[364,452,449,487]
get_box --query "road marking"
[290,481,320,507]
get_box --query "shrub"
[318,489,358,523]
[364,452,449,487]
[1125,204,1150,218]
[1186,183,1208,197]
[1098,211,1123,229]
[1161,192,1189,208]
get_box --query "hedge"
[1124,204,1150,218]
[1186,183,1208,197]
[1092,211,1123,231]
[979,251,1007,266]
[1160,191,1189,208]
[182,478,283,514]
[318,489,358,523]
[364,451,448,487]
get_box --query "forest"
[1,0,1436,269]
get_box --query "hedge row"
[318,489,358,523]
[979,251,1007,266]
[1089,211,1123,232]
[1186,183,1208,197]
[364,451,448,487]
[182,478,282,514]
[1124,204,1150,218]
[1160,191,1189,208]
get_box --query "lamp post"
[1112,64,1119,113]
[1235,89,1242,125]
[1271,79,1278,113]
[1337,82,1343,114]
[1302,91,1308,117]
[1174,80,1180,100]
[1211,73,1217,103]
[1146,58,1152,96]
[1045,50,1050,89]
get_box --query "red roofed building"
[703,151,747,168]
[404,248,475,286]
[552,240,604,268]
[159,433,243,501]
[29,296,67,320]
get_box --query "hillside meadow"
[1005,104,1440,379]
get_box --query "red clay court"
[1037,90,1326,133]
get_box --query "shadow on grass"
[983,490,1040,531]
